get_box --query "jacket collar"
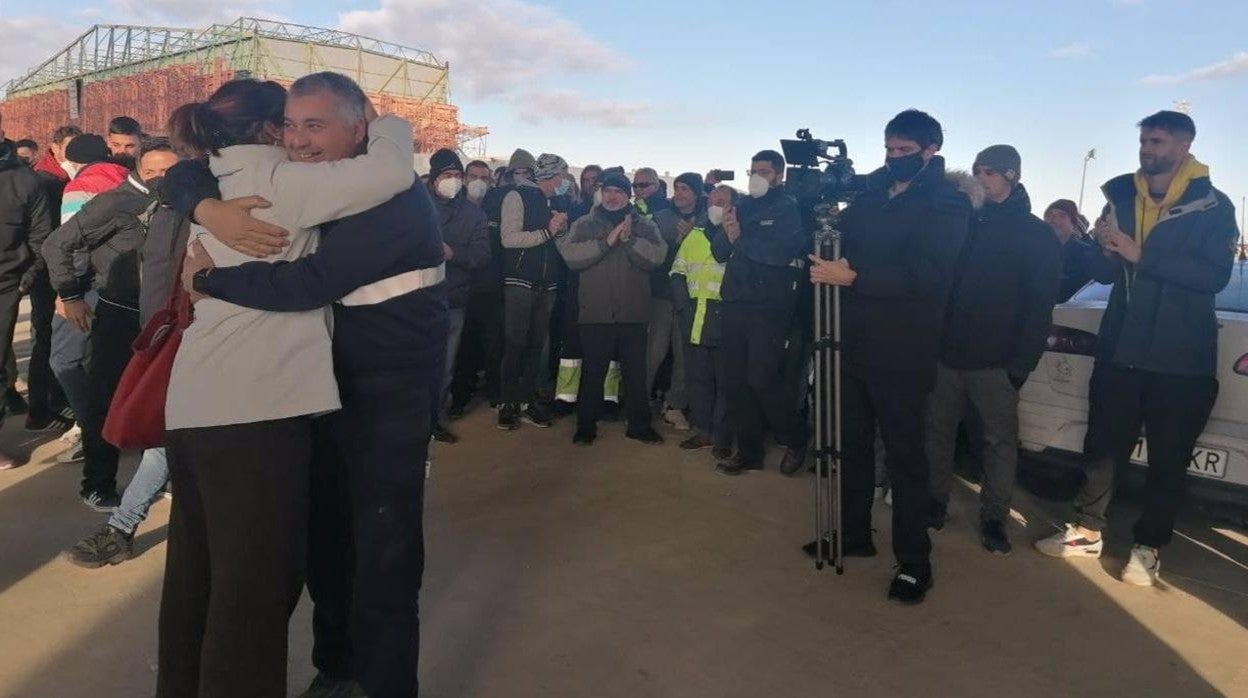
[33,151,68,181]
[984,182,1033,215]
[863,155,949,196]
[127,173,150,195]
[1103,170,1214,208]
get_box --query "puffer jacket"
[0,140,52,289]
[556,205,667,324]
[433,191,490,308]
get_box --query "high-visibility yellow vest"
[669,228,724,345]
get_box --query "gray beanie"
[973,145,1021,183]
[534,153,568,181]
[509,148,537,171]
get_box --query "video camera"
[780,129,866,232]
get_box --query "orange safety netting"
[1,60,471,153]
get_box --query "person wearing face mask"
[924,145,1060,558]
[447,158,499,418]
[40,137,179,508]
[0,116,53,470]
[426,148,490,443]
[672,184,737,457]
[557,171,667,445]
[464,159,493,205]
[492,152,571,430]
[711,150,809,477]
[648,172,706,431]
[806,109,972,605]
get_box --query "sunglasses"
[632,182,656,191]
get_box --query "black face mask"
[143,176,164,196]
[885,152,926,183]
[601,204,631,226]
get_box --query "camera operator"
[925,145,1060,556]
[808,110,971,604]
[712,150,809,476]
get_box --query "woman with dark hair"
[156,78,415,698]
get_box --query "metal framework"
[4,17,448,97]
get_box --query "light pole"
[1078,148,1096,212]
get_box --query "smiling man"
[1035,111,1238,588]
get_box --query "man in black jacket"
[1035,111,1237,588]
[809,109,972,604]
[427,148,490,443]
[712,150,809,476]
[0,119,53,469]
[42,137,177,508]
[925,145,1060,555]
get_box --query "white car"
[1018,261,1248,505]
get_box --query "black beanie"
[674,172,704,196]
[429,148,463,178]
[599,171,631,194]
[66,134,109,165]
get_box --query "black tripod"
[808,204,844,574]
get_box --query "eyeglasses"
[632,182,656,191]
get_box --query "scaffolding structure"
[1,18,487,155]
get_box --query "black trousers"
[841,372,932,568]
[1074,363,1218,547]
[26,271,67,421]
[0,284,21,414]
[721,304,805,463]
[81,300,140,494]
[577,323,649,432]
[501,285,556,405]
[158,418,313,698]
[308,366,437,698]
[684,343,733,449]
[451,289,503,405]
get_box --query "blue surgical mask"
[556,179,572,196]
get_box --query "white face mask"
[593,189,603,206]
[707,205,725,226]
[748,173,770,198]
[436,177,463,199]
[466,179,489,201]
[61,161,78,179]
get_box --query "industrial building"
[0,17,487,156]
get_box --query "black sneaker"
[711,446,733,460]
[65,524,133,568]
[521,403,552,428]
[497,404,520,431]
[888,564,933,605]
[81,490,121,513]
[572,428,597,446]
[779,444,809,476]
[981,519,1012,555]
[680,434,714,450]
[432,423,459,444]
[801,533,877,559]
[927,500,948,532]
[25,412,75,433]
[4,389,28,415]
[715,454,762,476]
[296,672,367,698]
[625,426,664,445]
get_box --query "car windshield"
[1070,261,1248,313]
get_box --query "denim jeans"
[50,290,98,430]
[109,448,170,536]
[439,307,467,420]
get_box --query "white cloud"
[336,0,629,100]
[1050,42,1094,59]
[103,0,289,28]
[1141,51,1248,85]
[510,88,649,128]
[0,16,83,90]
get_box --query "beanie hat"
[599,171,631,194]
[65,134,109,165]
[1045,199,1089,235]
[973,145,1021,183]
[534,153,568,181]
[674,172,704,196]
[509,148,537,172]
[429,148,463,178]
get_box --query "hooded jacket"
[557,205,666,325]
[1090,159,1237,377]
[0,140,52,288]
[836,156,973,391]
[434,191,490,308]
[709,185,807,311]
[61,161,128,222]
[939,182,1061,377]
[42,173,158,309]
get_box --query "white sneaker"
[662,409,691,432]
[1034,524,1104,559]
[1122,545,1160,586]
[60,424,81,443]
[56,432,85,465]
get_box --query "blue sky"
[5,0,1248,224]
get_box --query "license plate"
[1131,439,1229,480]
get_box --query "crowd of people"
[0,65,1237,697]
